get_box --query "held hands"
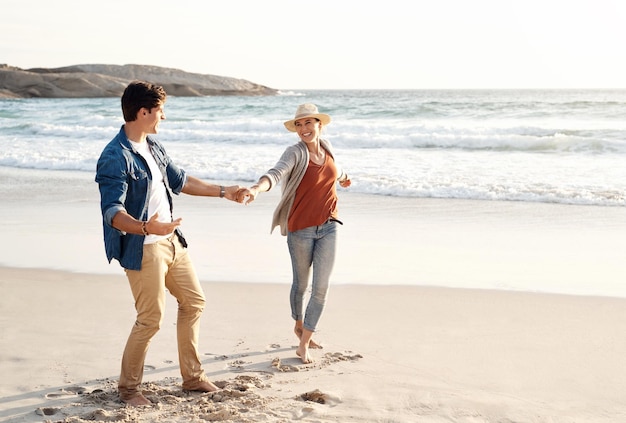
[223,185,246,203]
[223,185,259,204]
[339,176,352,188]
[236,186,259,205]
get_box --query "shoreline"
[1,165,625,298]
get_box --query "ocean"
[1,88,626,207]
[1,89,625,298]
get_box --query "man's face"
[142,104,166,134]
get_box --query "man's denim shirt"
[95,126,187,270]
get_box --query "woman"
[240,103,351,363]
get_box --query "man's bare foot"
[122,393,151,407]
[186,380,220,393]
[296,346,313,364]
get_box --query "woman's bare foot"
[294,323,323,349]
[122,393,151,407]
[296,327,315,364]
[308,338,323,349]
[296,345,313,364]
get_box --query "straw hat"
[283,103,331,132]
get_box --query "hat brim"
[284,113,331,132]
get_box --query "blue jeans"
[287,220,338,332]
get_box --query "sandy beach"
[2,167,626,422]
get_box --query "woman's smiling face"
[294,117,321,143]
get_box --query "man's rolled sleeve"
[103,204,125,229]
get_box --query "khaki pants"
[119,234,208,401]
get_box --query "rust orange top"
[288,153,339,232]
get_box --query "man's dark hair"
[121,81,167,122]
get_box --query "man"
[95,81,241,406]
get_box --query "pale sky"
[2,0,626,90]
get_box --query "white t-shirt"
[130,140,173,244]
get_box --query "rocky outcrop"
[0,64,278,98]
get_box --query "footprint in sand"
[143,364,156,371]
[323,351,363,363]
[36,407,60,416]
[80,408,128,421]
[213,354,229,361]
[228,359,249,370]
[45,386,88,399]
[270,357,300,372]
